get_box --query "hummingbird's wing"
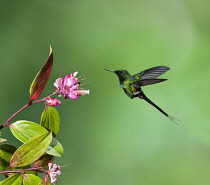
[133,66,170,80]
[137,79,167,86]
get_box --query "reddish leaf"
[29,46,53,102]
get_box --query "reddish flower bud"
[46,97,61,106]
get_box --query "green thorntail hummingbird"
[105,66,179,124]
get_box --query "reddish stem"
[0,167,46,175]
[0,93,56,130]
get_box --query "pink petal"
[68,92,79,100]
[48,163,53,170]
[51,164,58,171]
[73,71,78,77]
[54,78,62,88]
[66,77,78,87]
[70,84,80,91]
[63,74,71,86]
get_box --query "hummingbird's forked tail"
[139,91,179,125]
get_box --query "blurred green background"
[0,0,210,184]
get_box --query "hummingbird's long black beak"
[105,69,115,72]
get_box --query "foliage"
[0,47,89,184]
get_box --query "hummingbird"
[105,66,179,124]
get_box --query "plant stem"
[0,167,46,174]
[0,93,56,130]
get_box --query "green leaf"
[34,154,54,172]
[29,46,53,102]
[40,106,60,137]
[10,132,52,168]
[0,145,37,175]
[22,174,42,185]
[0,174,22,185]
[0,158,9,171]
[10,121,48,143]
[0,144,17,163]
[46,137,64,157]
[0,144,17,171]
[9,121,63,157]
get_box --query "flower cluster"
[54,72,89,100]
[48,163,61,184]
[0,47,90,184]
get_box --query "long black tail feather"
[139,92,179,125]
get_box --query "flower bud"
[46,97,61,106]
[74,90,90,96]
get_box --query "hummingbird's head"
[105,69,130,83]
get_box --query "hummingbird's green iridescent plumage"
[105,66,178,124]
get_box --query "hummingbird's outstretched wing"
[133,66,170,80]
[138,90,179,124]
[136,79,167,86]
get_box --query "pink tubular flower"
[48,163,61,184]
[54,72,90,100]
[46,97,61,106]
